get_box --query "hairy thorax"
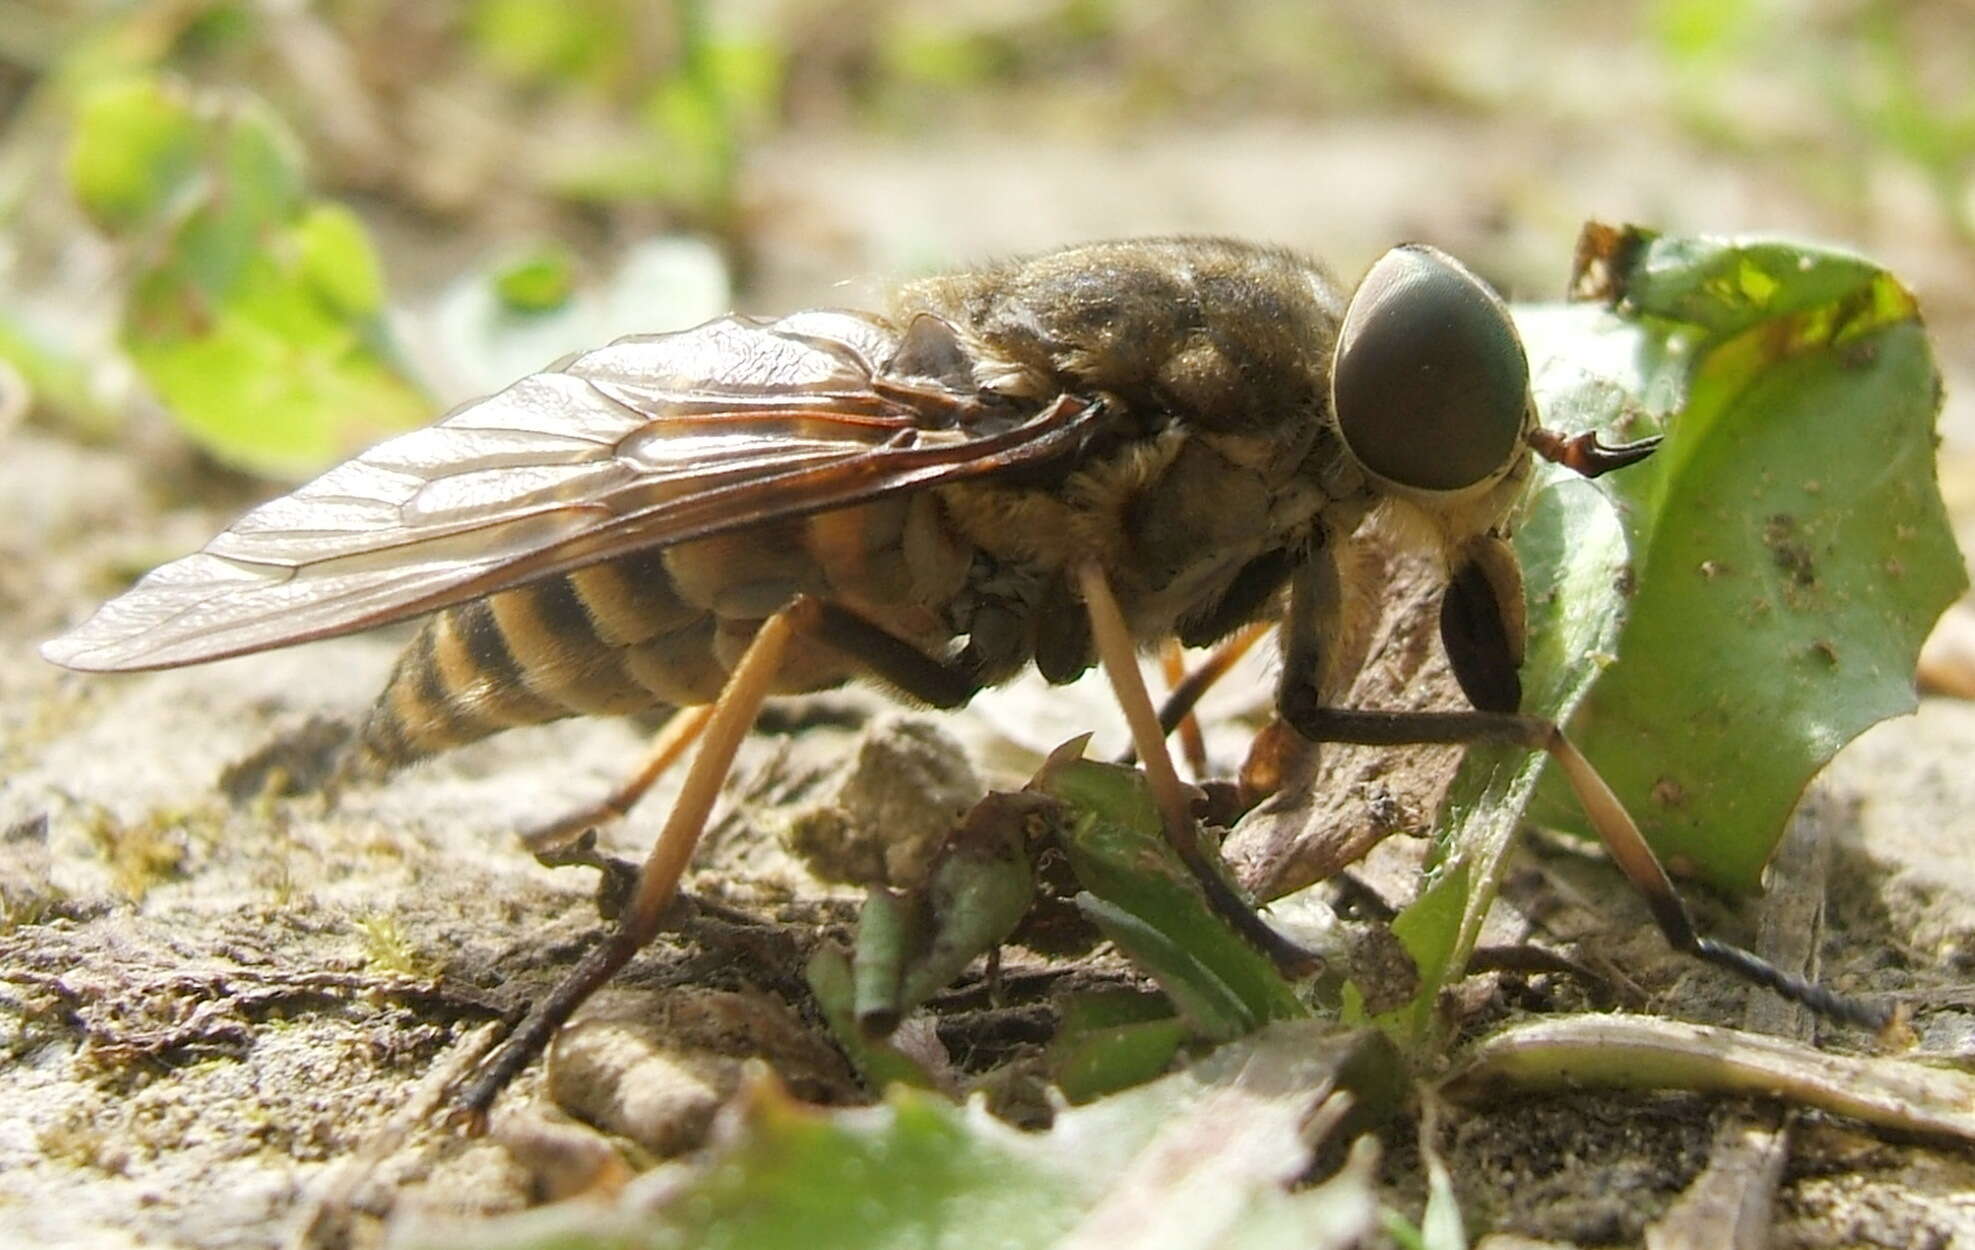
[901,236,1370,679]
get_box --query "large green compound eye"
[1332,244,1530,492]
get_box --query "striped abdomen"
[351,550,725,773]
[347,497,970,776]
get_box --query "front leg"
[1277,541,1888,1030]
[1277,539,1550,752]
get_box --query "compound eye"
[1332,245,1530,492]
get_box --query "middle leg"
[1075,561,1322,974]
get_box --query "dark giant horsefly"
[45,237,1885,1118]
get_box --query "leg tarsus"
[1278,681,1887,1030]
[1691,936,1890,1031]
[1279,683,1551,750]
[453,926,648,1131]
[1277,522,1880,1030]
[1541,731,1886,1030]
[1175,841,1325,976]
[787,597,983,708]
[453,597,1003,1122]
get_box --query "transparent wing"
[45,311,1097,671]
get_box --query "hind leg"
[454,598,986,1125]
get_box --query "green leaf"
[1605,233,1906,337]
[411,1023,1392,1250]
[1076,895,1264,1042]
[93,80,427,478]
[1530,230,1963,891]
[213,95,306,228]
[893,830,1036,1014]
[468,0,622,88]
[1033,758,1310,1036]
[1388,226,1962,1040]
[491,242,579,313]
[124,267,427,479]
[803,945,941,1094]
[828,791,1035,1038]
[1046,990,1187,1104]
[67,76,202,232]
[295,203,386,318]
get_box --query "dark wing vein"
[44,311,1094,671]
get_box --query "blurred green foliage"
[1649,0,1975,242]
[2,0,1970,476]
[469,0,628,87]
[1,0,790,474]
[490,242,579,313]
[70,73,425,478]
[65,76,203,230]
